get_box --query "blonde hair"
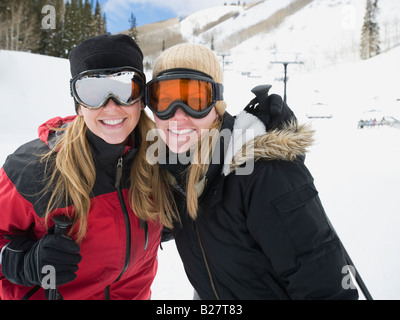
[184,118,222,219]
[41,111,179,242]
[41,116,95,243]
[129,113,179,228]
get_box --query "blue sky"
[98,0,239,34]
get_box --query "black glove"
[244,85,296,131]
[2,234,81,287]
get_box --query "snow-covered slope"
[180,5,244,40]
[176,0,400,72]
[228,0,400,72]
[186,0,293,45]
[0,50,72,162]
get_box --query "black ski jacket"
[163,110,359,300]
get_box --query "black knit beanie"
[69,34,144,77]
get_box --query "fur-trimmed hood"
[222,110,315,176]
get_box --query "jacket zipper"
[105,157,132,300]
[172,184,220,300]
[194,222,220,300]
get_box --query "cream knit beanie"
[152,43,227,116]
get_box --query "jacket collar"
[222,110,314,175]
[204,112,234,183]
[86,128,139,165]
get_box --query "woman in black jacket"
[144,43,359,300]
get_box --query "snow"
[0,50,72,163]
[180,5,244,41]
[189,0,293,43]
[1,0,400,300]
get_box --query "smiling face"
[78,99,143,145]
[153,107,219,154]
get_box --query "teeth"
[169,129,194,134]
[102,119,124,125]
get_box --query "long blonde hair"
[41,116,95,243]
[129,113,179,229]
[184,118,222,219]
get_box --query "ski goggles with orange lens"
[70,67,145,109]
[145,69,224,120]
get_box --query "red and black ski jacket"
[0,116,162,300]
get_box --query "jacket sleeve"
[0,167,40,276]
[245,160,359,300]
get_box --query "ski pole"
[324,214,373,300]
[48,216,73,300]
[341,244,373,300]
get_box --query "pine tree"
[360,0,381,59]
[0,0,107,57]
[63,0,81,57]
[53,0,67,57]
[81,0,95,39]
[77,0,84,41]
[93,0,107,35]
[128,13,138,42]
[39,0,66,57]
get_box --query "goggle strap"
[214,83,224,101]
[157,68,213,79]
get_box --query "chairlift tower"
[217,52,231,74]
[271,52,303,103]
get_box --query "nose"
[171,107,189,120]
[102,98,121,110]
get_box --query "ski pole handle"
[48,216,73,300]
[53,216,73,236]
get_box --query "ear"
[212,107,220,121]
[77,105,83,116]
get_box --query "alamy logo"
[41,5,56,30]
[341,265,356,290]
[41,265,56,290]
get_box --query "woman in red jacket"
[0,34,167,300]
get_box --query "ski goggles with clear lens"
[145,68,224,120]
[70,67,146,109]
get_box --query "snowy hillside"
[227,0,400,73]
[1,0,400,301]
[0,50,72,163]
[180,5,244,41]
[152,0,400,73]
[191,0,296,48]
